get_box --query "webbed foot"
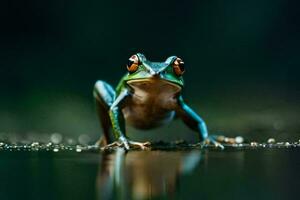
[200,135,244,149]
[102,137,151,151]
[202,136,225,150]
[127,140,151,150]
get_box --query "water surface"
[0,146,299,200]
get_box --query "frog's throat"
[127,78,181,89]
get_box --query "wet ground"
[0,140,299,200]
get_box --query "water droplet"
[250,142,258,147]
[285,142,290,147]
[273,121,283,130]
[46,142,53,147]
[78,134,91,145]
[51,133,63,144]
[232,143,238,147]
[235,136,244,144]
[66,138,76,145]
[267,138,275,144]
[76,148,82,152]
[31,142,39,147]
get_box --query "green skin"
[94,53,221,150]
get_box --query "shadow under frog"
[96,150,202,200]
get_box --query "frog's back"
[122,78,181,129]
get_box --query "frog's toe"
[203,136,224,150]
[128,140,151,150]
[101,139,151,151]
[213,141,224,150]
[101,141,123,150]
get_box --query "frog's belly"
[123,79,181,129]
[123,104,176,129]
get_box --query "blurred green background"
[0,0,299,142]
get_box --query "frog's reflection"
[96,149,202,199]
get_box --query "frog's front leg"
[108,89,150,150]
[94,80,116,146]
[94,81,150,150]
[176,96,224,149]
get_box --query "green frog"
[93,53,223,150]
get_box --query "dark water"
[0,146,299,200]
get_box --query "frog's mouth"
[126,78,182,96]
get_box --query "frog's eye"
[172,57,185,76]
[127,55,140,73]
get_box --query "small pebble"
[217,136,225,141]
[53,148,59,152]
[226,138,236,144]
[267,138,275,144]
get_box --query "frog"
[93,53,223,150]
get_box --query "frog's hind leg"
[93,80,115,146]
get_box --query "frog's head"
[124,53,185,88]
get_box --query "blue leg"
[176,96,224,149]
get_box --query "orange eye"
[173,57,185,76]
[127,55,140,73]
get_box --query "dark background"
[0,0,299,142]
